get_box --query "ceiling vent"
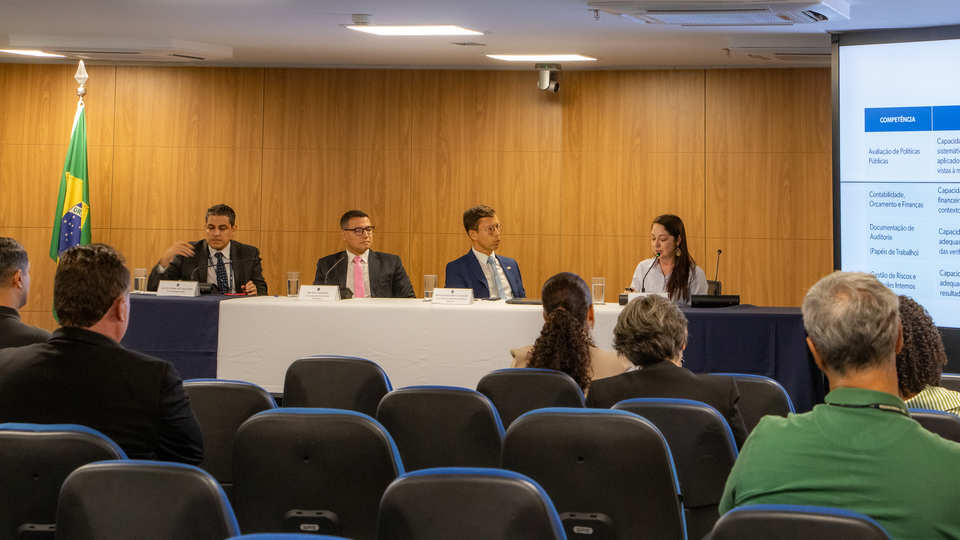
[586,0,850,25]
[5,37,232,62]
[727,46,830,64]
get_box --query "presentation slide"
[839,36,960,328]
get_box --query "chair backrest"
[939,374,960,393]
[711,504,892,540]
[709,373,794,433]
[232,408,403,539]
[376,386,504,471]
[909,408,960,443]
[282,356,392,415]
[183,379,277,491]
[611,398,737,540]
[55,460,240,540]
[476,369,585,428]
[0,423,126,540]
[228,535,351,540]
[502,408,686,540]
[378,467,567,540]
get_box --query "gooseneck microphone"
[189,257,262,280]
[714,249,722,296]
[322,255,354,299]
[323,255,346,285]
[640,253,660,293]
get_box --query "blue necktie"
[215,252,230,293]
[487,255,506,300]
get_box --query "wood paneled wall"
[0,64,832,331]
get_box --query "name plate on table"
[432,288,474,305]
[156,280,200,297]
[298,285,340,301]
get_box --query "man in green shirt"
[720,271,960,540]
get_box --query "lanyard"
[826,402,909,417]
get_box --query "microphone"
[640,253,660,293]
[322,255,354,299]
[189,257,262,281]
[713,249,722,296]
[323,255,346,285]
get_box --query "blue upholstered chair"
[282,356,392,416]
[55,460,239,540]
[909,408,960,443]
[232,408,403,539]
[376,386,504,470]
[612,398,738,540]
[502,408,686,540]
[476,368,585,428]
[378,467,567,540]
[708,373,794,434]
[711,504,892,540]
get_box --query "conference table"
[123,295,825,413]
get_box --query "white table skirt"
[217,297,624,393]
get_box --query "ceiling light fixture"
[0,49,66,58]
[486,54,596,62]
[348,25,483,36]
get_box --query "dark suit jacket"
[0,306,50,350]
[0,327,204,463]
[585,360,749,448]
[147,239,267,295]
[444,251,526,299]
[313,250,415,298]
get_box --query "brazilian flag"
[50,102,90,262]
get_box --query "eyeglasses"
[475,223,502,234]
[343,226,376,236]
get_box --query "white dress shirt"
[473,248,514,300]
[630,257,707,305]
[345,249,371,297]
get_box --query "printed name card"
[298,285,341,301]
[156,280,200,297]
[626,292,669,303]
[432,288,475,305]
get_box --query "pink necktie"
[353,256,365,298]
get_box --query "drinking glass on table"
[592,277,605,305]
[424,275,438,301]
[133,268,148,293]
[287,271,300,297]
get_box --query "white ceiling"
[0,0,958,69]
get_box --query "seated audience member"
[720,272,960,540]
[445,205,525,300]
[511,272,631,392]
[0,244,204,464]
[627,214,707,305]
[147,203,266,295]
[585,294,748,448]
[314,210,415,298]
[897,295,960,415]
[0,237,50,349]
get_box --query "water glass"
[592,277,605,305]
[133,268,148,293]
[287,271,300,297]
[424,275,438,301]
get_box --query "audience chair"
[711,504,892,540]
[612,398,737,540]
[476,368,585,428]
[232,408,403,539]
[502,408,686,540]
[184,379,277,497]
[939,373,960,393]
[0,423,127,540]
[709,373,794,434]
[282,356,392,416]
[55,460,239,540]
[228,535,351,540]
[376,386,504,471]
[909,408,960,443]
[378,467,566,540]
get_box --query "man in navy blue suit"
[444,205,525,300]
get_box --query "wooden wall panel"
[561,152,623,237]
[620,70,705,153]
[261,149,412,233]
[620,152,706,238]
[562,71,624,153]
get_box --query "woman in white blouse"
[628,214,707,305]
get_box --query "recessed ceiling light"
[347,25,483,36]
[486,54,596,62]
[0,49,66,57]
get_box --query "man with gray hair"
[720,271,960,540]
[0,237,50,349]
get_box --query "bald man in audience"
[0,237,50,349]
[719,271,960,540]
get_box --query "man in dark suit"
[313,210,415,298]
[147,204,266,295]
[0,244,203,463]
[0,238,50,349]
[585,294,748,448]
[444,205,525,300]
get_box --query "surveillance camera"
[537,70,559,92]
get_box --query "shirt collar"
[51,326,122,349]
[473,248,497,265]
[346,249,370,262]
[824,387,909,414]
[208,241,232,260]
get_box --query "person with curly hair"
[510,272,631,392]
[897,295,960,416]
[585,294,748,448]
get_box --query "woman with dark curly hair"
[897,295,960,415]
[510,272,631,392]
